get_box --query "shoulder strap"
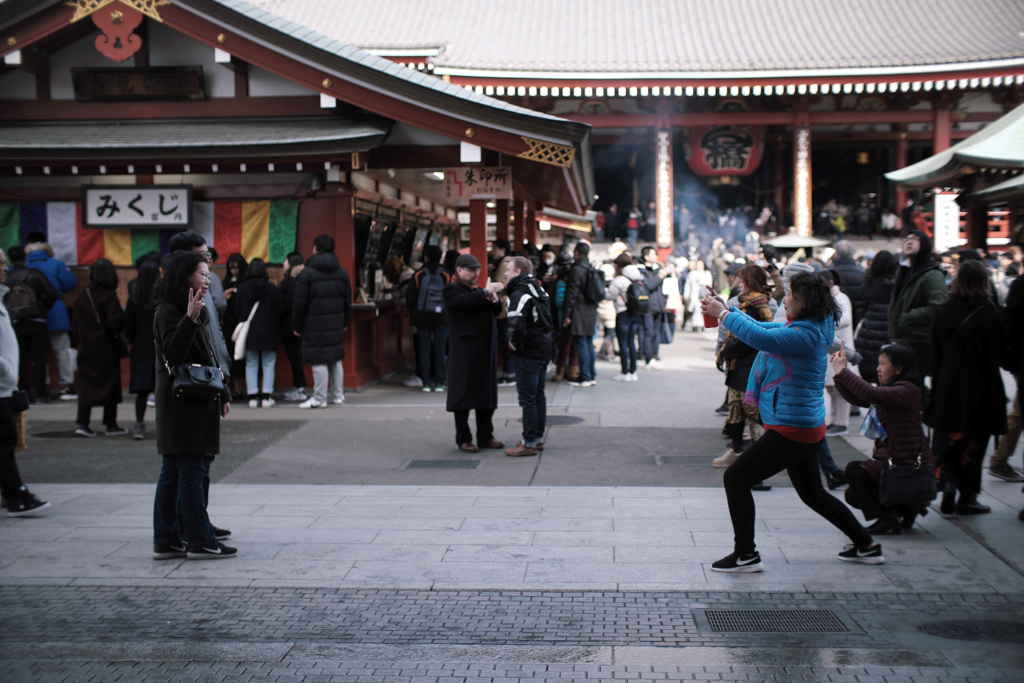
[85,289,102,326]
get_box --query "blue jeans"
[245,349,276,398]
[574,335,596,382]
[154,454,214,548]
[415,326,448,388]
[514,356,548,446]
[615,314,643,374]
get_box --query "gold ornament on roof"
[68,0,170,23]
[517,137,575,168]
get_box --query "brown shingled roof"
[245,0,1024,75]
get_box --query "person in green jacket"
[888,230,947,374]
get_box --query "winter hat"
[623,264,644,282]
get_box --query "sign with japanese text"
[83,185,192,229]
[932,191,962,253]
[443,167,512,205]
[686,126,765,176]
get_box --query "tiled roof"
[242,0,1024,75]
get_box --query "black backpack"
[626,281,651,315]
[415,268,448,314]
[525,282,554,332]
[583,265,606,304]
[641,268,665,313]
[4,269,50,324]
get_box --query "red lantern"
[686,125,765,176]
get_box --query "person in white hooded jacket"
[605,256,646,381]
[0,248,49,516]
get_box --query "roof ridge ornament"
[69,0,170,23]
[517,137,575,168]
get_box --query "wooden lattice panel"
[517,136,576,168]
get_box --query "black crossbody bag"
[160,317,226,403]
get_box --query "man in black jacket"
[5,245,57,403]
[406,245,449,392]
[504,256,554,457]
[563,242,598,386]
[831,240,866,325]
[445,253,505,452]
[292,234,352,409]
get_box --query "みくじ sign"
[83,186,193,229]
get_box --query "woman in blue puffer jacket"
[701,272,881,573]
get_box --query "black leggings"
[134,393,149,423]
[723,429,873,555]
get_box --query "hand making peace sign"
[186,287,204,322]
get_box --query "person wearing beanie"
[772,262,816,322]
[888,230,947,375]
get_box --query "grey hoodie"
[0,283,19,398]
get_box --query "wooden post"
[495,198,509,243]
[966,200,989,250]
[792,120,813,237]
[894,126,909,213]
[526,204,539,249]
[469,198,487,286]
[512,199,525,249]
[933,106,953,154]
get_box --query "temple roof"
[243,0,1024,78]
[885,102,1024,186]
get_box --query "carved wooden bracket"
[92,3,143,62]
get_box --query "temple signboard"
[83,185,192,228]
[686,125,765,176]
[443,167,512,205]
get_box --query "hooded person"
[888,230,947,374]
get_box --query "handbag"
[858,405,887,440]
[162,322,226,403]
[231,300,259,361]
[85,289,129,358]
[878,455,937,508]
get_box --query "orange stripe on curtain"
[103,229,132,266]
[241,201,270,262]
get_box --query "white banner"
[83,186,192,228]
[932,192,962,253]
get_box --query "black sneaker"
[153,541,187,560]
[74,425,96,438]
[104,425,129,437]
[752,482,772,491]
[213,526,231,539]
[187,542,238,560]
[837,542,885,564]
[711,551,763,573]
[989,464,1024,482]
[6,492,50,517]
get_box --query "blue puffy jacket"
[722,308,834,429]
[26,250,77,332]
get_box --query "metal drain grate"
[704,609,849,633]
[405,459,480,469]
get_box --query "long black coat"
[71,287,124,407]
[853,277,894,383]
[445,281,500,412]
[235,277,283,352]
[925,298,1007,437]
[564,260,598,336]
[292,252,351,365]
[124,289,156,395]
[832,255,866,323]
[154,303,223,456]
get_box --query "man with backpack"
[639,246,668,370]
[563,242,601,387]
[606,257,647,382]
[4,246,58,403]
[407,245,449,392]
[504,256,555,457]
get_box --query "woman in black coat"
[222,253,248,398]
[152,251,236,560]
[71,258,126,437]
[444,257,503,451]
[235,259,283,407]
[124,256,160,439]
[926,260,1007,516]
[854,251,897,383]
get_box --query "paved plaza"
[2,334,1023,682]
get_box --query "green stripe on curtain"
[0,203,19,251]
[268,199,298,264]
[131,230,161,264]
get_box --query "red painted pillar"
[933,107,953,154]
[512,199,525,249]
[495,198,510,242]
[895,127,909,214]
[526,204,539,248]
[469,198,487,286]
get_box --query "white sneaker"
[402,376,423,388]
[146,393,156,407]
[299,397,326,409]
[627,373,639,382]
[283,388,307,402]
[649,359,664,369]
[263,398,275,408]
[248,399,259,408]
[611,373,630,382]
[329,397,345,406]
[712,449,740,468]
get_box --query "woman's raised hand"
[186,287,204,321]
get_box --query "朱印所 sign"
[83,185,192,228]
[443,167,512,205]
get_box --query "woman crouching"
[832,343,931,535]
[152,251,237,560]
